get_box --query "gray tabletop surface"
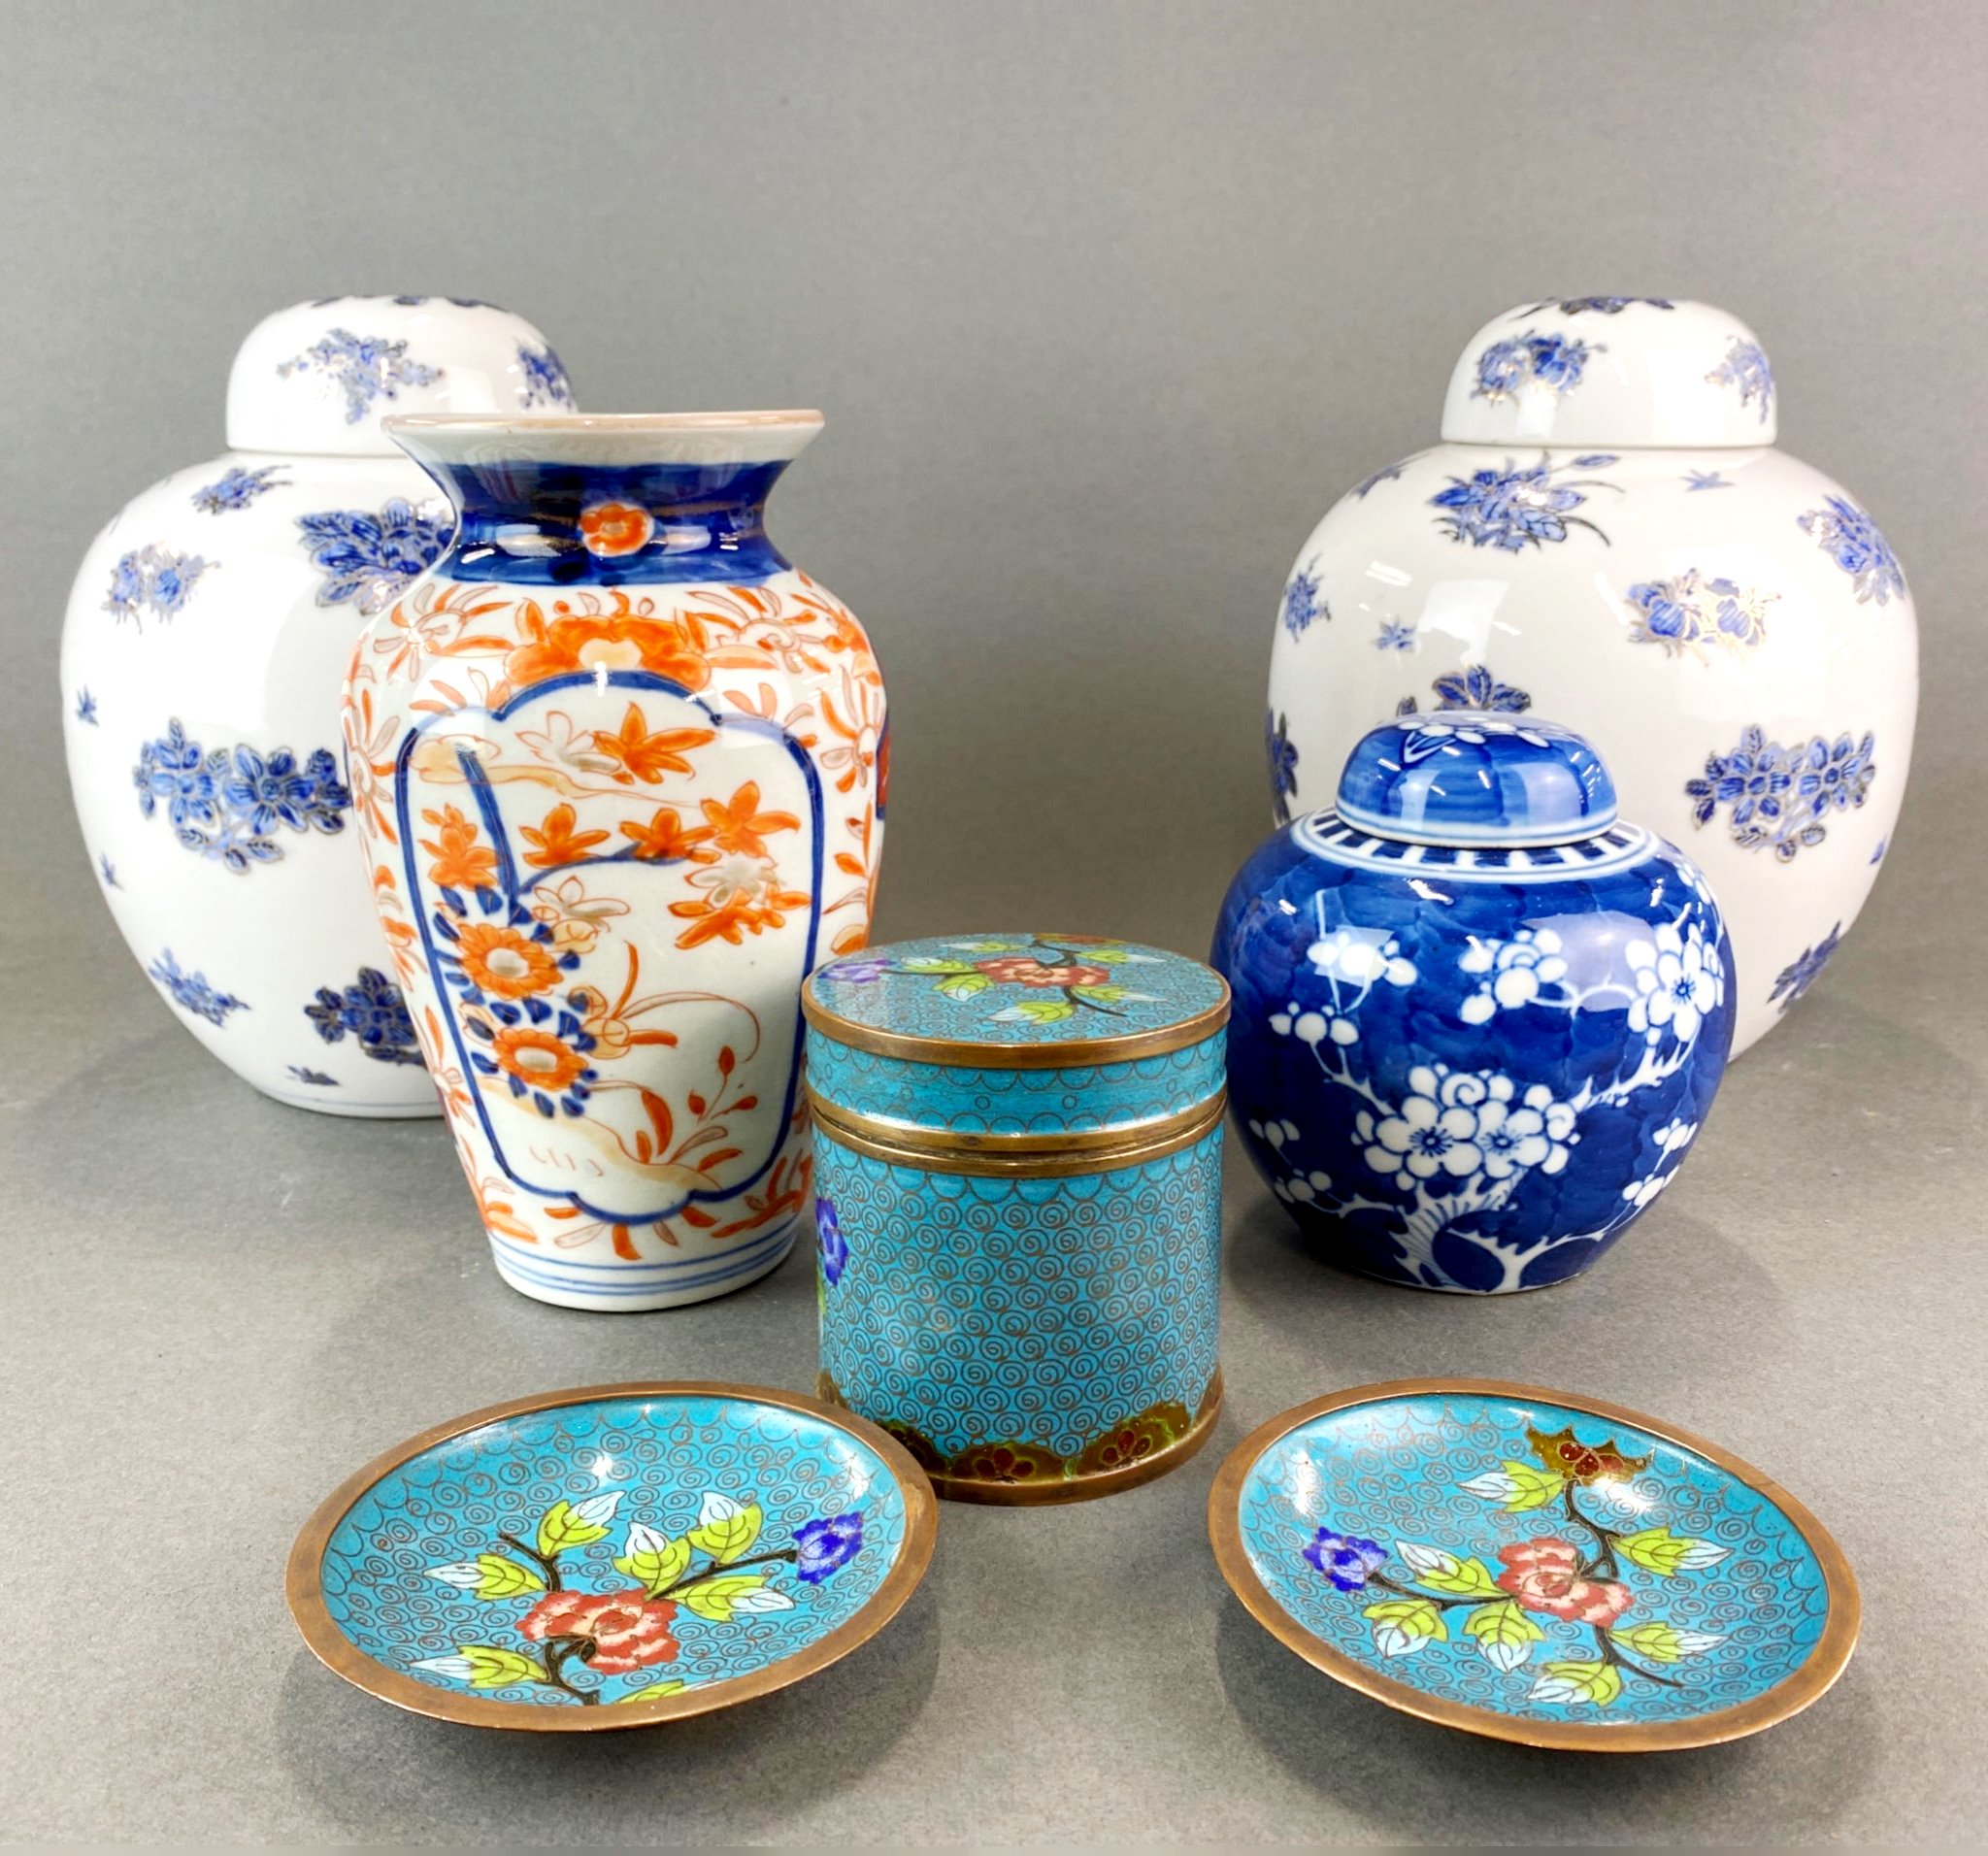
[5,1,1987,1844]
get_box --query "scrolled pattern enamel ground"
[285,1381,937,1731]
[1207,1379,1858,1752]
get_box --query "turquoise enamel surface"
[808,933,1227,1050]
[316,1391,909,1708]
[806,931,1229,1492]
[814,1133,1224,1463]
[1233,1390,1834,1728]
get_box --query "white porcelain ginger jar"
[1265,297,1916,1056]
[345,412,886,1310]
[61,295,578,1113]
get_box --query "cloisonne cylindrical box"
[802,933,1230,1505]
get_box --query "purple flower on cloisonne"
[1304,1529,1388,1591]
[825,956,891,984]
[814,1198,848,1286]
[794,1512,864,1583]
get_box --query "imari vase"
[1267,298,1916,1057]
[61,295,578,1113]
[803,933,1229,1503]
[345,413,885,1310]
[1213,711,1734,1294]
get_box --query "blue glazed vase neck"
[424,454,793,586]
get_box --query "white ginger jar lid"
[1439,298,1776,448]
[225,295,576,456]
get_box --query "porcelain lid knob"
[1335,711,1618,848]
[1439,298,1775,449]
[225,295,576,456]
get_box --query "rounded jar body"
[61,295,577,1113]
[1215,715,1735,1294]
[1267,299,1914,1057]
[803,934,1229,1503]
[347,413,886,1310]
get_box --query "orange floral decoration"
[669,878,813,950]
[421,805,497,892]
[577,501,656,559]
[455,921,564,1000]
[591,703,715,785]
[620,805,712,863]
[490,1024,592,1092]
[519,803,611,869]
[505,595,712,693]
[697,781,800,858]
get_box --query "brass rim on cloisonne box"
[1207,1378,1860,1754]
[818,1367,1224,1507]
[285,1380,939,1732]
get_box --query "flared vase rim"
[384,410,826,471]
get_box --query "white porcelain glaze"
[61,296,577,1114]
[1267,297,1915,1057]
[344,413,885,1309]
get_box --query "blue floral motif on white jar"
[1428,454,1621,551]
[1622,569,1776,659]
[276,327,442,424]
[1281,563,1326,640]
[1214,713,1733,1294]
[1395,663,1532,718]
[1267,709,1300,824]
[1685,725,1875,862]
[1472,332,1599,403]
[134,718,351,873]
[1770,921,1843,1013]
[296,498,453,613]
[1798,496,1906,606]
[103,545,212,627]
[515,342,576,410]
[191,464,286,514]
[306,966,422,1066]
[1705,338,1773,424]
[149,949,248,1026]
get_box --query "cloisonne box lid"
[802,934,1230,1160]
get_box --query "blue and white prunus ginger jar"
[60,296,577,1113]
[1213,711,1734,1293]
[1266,299,1913,1058]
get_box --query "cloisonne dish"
[286,1382,937,1730]
[1208,1380,1857,1752]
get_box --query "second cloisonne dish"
[286,1382,937,1730]
[1209,1380,1857,1752]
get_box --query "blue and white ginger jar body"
[1267,298,1914,1057]
[1214,712,1734,1293]
[60,296,577,1113]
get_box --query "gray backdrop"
[3,1,1983,1843]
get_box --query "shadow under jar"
[803,933,1230,1505]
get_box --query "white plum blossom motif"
[1625,919,1722,1047]
[1458,927,1569,1025]
[1621,1120,1698,1210]
[1250,891,1724,1292]
[1400,715,1554,765]
[515,709,619,779]
[1306,925,1419,990]
[1356,1067,1576,1194]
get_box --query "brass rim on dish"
[1206,1377,1861,1754]
[801,961,1231,1072]
[805,1084,1225,1177]
[284,1379,940,1733]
